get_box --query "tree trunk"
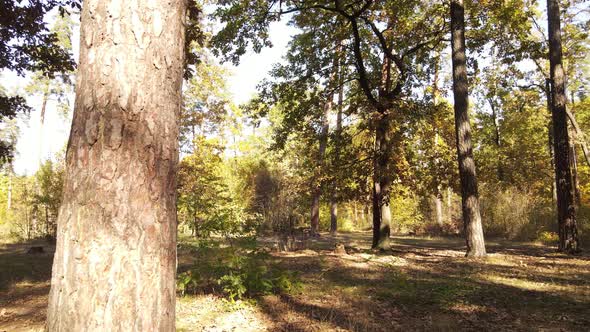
[447,187,453,223]
[488,98,504,181]
[7,168,12,210]
[310,99,330,236]
[372,114,392,250]
[567,99,583,205]
[546,79,558,203]
[38,91,49,164]
[432,58,444,227]
[329,201,338,234]
[566,109,590,168]
[311,47,341,236]
[450,0,486,257]
[46,0,186,330]
[547,0,579,253]
[569,140,581,206]
[435,190,443,227]
[44,205,50,237]
[330,66,344,235]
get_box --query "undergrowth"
[177,239,301,302]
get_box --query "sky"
[7,16,297,176]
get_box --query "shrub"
[537,231,559,245]
[218,252,302,302]
[176,244,302,302]
[479,185,555,240]
[177,269,201,296]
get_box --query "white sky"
[8,17,297,176]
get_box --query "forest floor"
[0,231,589,331]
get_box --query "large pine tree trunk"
[546,0,579,253]
[46,0,186,330]
[450,0,486,257]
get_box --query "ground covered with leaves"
[1,232,589,331]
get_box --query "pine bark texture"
[546,0,579,253]
[46,0,186,330]
[450,0,486,257]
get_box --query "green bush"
[176,244,302,301]
[177,269,201,296]
[218,252,302,302]
[536,231,559,245]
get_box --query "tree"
[177,137,241,238]
[330,53,345,234]
[25,13,76,164]
[309,43,343,236]
[0,0,77,163]
[33,158,64,238]
[46,0,187,329]
[181,46,230,153]
[450,0,486,257]
[213,1,446,249]
[546,0,579,253]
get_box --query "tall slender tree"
[310,92,331,236]
[330,56,344,235]
[46,0,187,329]
[450,0,486,257]
[546,0,579,253]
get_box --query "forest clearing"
[2,233,589,331]
[1,0,590,330]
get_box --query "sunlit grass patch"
[176,294,269,331]
[482,274,577,294]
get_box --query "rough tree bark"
[546,0,579,253]
[450,0,486,257]
[372,54,394,250]
[46,0,186,330]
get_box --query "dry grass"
[1,232,589,331]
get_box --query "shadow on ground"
[254,232,590,331]
[1,233,589,331]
